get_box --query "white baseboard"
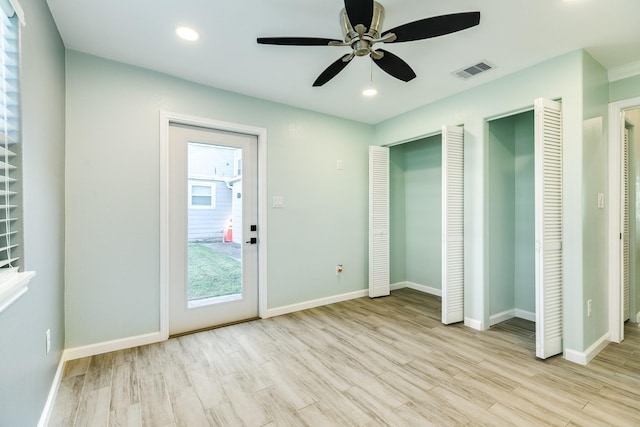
[265,289,368,318]
[64,331,165,361]
[490,308,535,326]
[390,281,408,291]
[390,281,442,296]
[464,317,483,331]
[490,309,515,326]
[515,309,535,322]
[564,332,611,365]
[37,351,68,427]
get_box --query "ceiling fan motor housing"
[340,1,385,56]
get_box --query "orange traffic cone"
[224,218,233,242]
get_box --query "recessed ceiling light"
[363,88,378,97]
[176,26,199,42]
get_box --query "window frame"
[188,180,216,209]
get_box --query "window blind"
[0,1,31,315]
[0,9,18,281]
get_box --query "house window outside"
[189,181,216,209]
[0,0,35,315]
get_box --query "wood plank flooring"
[49,289,640,426]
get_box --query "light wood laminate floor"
[49,289,640,426]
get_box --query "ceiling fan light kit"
[257,0,480,87]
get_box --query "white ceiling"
[45,0,640,124]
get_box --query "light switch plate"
[597,193,604,209]
[273,196,284,208]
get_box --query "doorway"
[608,97,640,343]
[487,110,536,341]
[623,109,640,324]
[486,98,564,359]
[160,113,267,338]
[370,125,464,324]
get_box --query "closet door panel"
[442,125,464,324]
[369,146,390,298]
[534,98,563,359]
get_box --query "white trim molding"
[265,290,368,318]
[37,352,67,427]
[390,281,442,296]
[464,317,483,331]
[608,60,640,82]
[64,332,164,361]
[0,271,35,314]
[564,333,611,366]
[489,308,536,326]
[159,111,268,337]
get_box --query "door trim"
[159,111,268,340]
[608,96,640,344]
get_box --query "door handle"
[245,237,257,245]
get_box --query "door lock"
[245,237,257,245]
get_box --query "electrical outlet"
[45,329,51,354]
[587,300,592,318]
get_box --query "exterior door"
[534,98,563,359]
[168,123,258,336]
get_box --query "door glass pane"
[187,142,242,308]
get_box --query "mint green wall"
[581,51,609,348]
[375,51,587,352]
[65,51,373,347]
[488,117,516,316]
[0,1,66,425]
[390,145,406,284]
[514,113,535,314]
[610,74,640,103]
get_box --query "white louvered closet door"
[623,125,631,322]
[534,98,563,359]
[442,125,464,324]
[369,146,390,298]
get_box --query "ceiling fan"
[257,0,480,87]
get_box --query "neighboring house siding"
[187,144,237,241]
[189,143,235,177]
[188,180,232,241]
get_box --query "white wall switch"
[337,160,343,170]
[273,196,284,208]
[597,193,604,209]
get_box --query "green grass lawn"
[188,243,241,300]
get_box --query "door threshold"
[169,316,260,339]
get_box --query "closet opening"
[487,109,537,355]
[389,134,443,324]
[370,125,464,324]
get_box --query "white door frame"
[608,96,640,343]
[159,111,268,339]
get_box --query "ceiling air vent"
[453,61,495,79]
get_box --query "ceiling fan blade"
[344,0,374,29]
[257,37,343,46]
[382,12,480,43]
[313,54,354,87]
[371,49,416,82]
